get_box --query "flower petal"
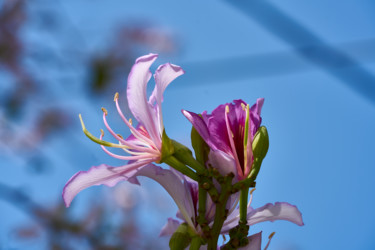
[208,150,237,179]
[151,63,185,106]
[131,164,196,230]
[62,160,150,207]
[237,231,262,250]
[221,202,303,234]
[150,63,184,135]
[251,98,264,116]
[247,202,304,226]
[127,53,160,143]
[159,218,182,237]
[250,98,264,136]
[182,109,216,150]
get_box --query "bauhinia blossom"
[182,99,264,181]
[155,166,303,249]
[63,54,184,207]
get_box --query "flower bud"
[252,126,269,161]
[169,223,192,250]
[248,126,269,180]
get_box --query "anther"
[241,103,246,110]
[114,92,119,101]
[269,232,275,239]
[101,107,108,115]
[264,231,276,250]
[129,118,133,125]
[225,105,230,113]
[250,188,256,195]
[100,129,104,137]
[117,134,123,139]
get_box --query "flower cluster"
[63,54,303,250]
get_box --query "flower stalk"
[239,188,249,224]
[207,172,234,250]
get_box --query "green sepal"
[169,223,192,250]
[160,129,174,163]
[191,126,210,166]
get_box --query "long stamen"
[227,194,240,216]
[247,188,256,208]
[225,105,244,179]
[114,93,157,148]
[79,114,132,149]
[99,130,156,160]
[244,104,253,177]
[101,108,157,154]
[264,232,276,250]
[119,140,159,157]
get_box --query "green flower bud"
[252,126,269,161]
[248,126,269,180]
[169,223,192,250]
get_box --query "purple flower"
[182,99,264,180]
[63,54,184,207]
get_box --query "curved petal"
[250,98,264,137]
[182,109,216,150]
[151,63,185,106]
[127,53,159,144]
[159,218,182,237]
[221,202,303,234]
[251,98,264,116]
[150,63,184,135]
[237,231,262,250]
[62,160,150,207]
[132,164,196,230]
[247,202,304,226]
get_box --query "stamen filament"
[79,114,130,149]
[247,188,256,207]
[121,147,158,156]
[114,93,157,148]
[99,132,157,160]
[264,232,276,250]
[225,105,244,179]
[102,111,157,154]
[244,104,254,177]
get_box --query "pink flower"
[182,99,264,181]
[63,54,184,207]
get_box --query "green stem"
[197,184,207,225]
[189,236,203,250]
[239,188,249,223]
[207,174,233,250]
[164,156,199,181]
[248,159,261,180]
